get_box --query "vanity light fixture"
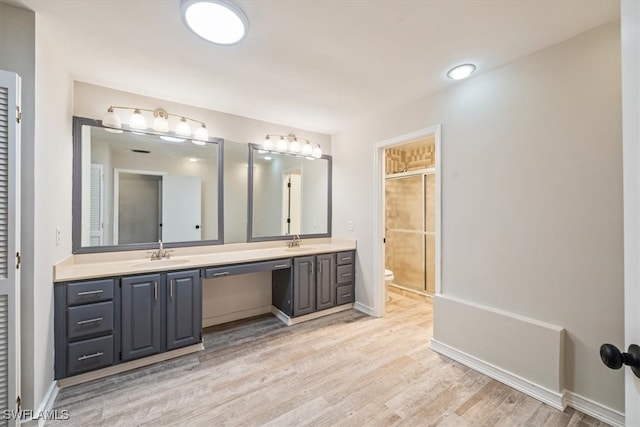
[180,0,248,46]
[447,63,476,80]
[102,106,210,144]
[262,133,322,159]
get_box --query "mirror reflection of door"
[282,170,302,235]
[117,172,162,245]
[89,163,104,246]
[162,175,202,242]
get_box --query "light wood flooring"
[50,293,609,426]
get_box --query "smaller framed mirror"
[248,144,332,241]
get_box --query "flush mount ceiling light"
[447,63,476,80]
[102,106,210,145]
[180,0,248,45]
[262,133,322,159]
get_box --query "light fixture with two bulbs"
[262,133,322,159]
[102,106,210,145]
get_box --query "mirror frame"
[72,116,225,253]
[247,143,332,242]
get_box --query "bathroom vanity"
[53,243,356,383]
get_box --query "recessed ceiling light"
[180,0,248,46]
[447,64,476,80]
[189,158,198,162]
[264,156,272,161]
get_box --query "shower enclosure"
[385,139,436,294]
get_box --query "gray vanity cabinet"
[293,256,316,316]
[121,273,162,361]
[166,270,202,350]
[315,254,336,310]
[273,251,352,318]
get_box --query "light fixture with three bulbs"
[262,133,322,159]
[102,106,210,145]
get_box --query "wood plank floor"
[50,293,609,426]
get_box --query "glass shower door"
[385,175,426,292]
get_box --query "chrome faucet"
[287,234,301,248]
[150,240,170,260]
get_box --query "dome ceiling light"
[446,63,476,80]
[180,0,248,46]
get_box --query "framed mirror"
[72,116,224,253]
[248,144,332,241]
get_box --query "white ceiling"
[20,0,619,134]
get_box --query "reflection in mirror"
[223,141,248,244]
[249,145,331,241]
[73,117,222,252]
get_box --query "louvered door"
[0,71,21,426]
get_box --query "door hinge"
[16,396,21,412]
[287,182,291,188]
[16,106,21,124]
[15,252,20,269]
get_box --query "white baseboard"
[430,338,565,411]
[203,305,272,327]
[563,391,624,427]
[354,301,375,316]
[18,381,59,427]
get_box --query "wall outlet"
[56,227,61,246]
[348,220,354,231]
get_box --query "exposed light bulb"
[175,117,191,137]
[129,109,147,130]
[276,136,288,151]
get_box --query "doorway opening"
[372,125,441,317]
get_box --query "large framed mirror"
[72,116,224,253]
[248,144,332,241]
[223,140,249,244]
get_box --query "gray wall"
[332,21,624,411]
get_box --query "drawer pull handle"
[341,257,351,261]
[341,273,352,277]
[76,290,104,296]
[213,272,229,277]
[76,317,103,325]
[170,279,174,299]
[273,264,289,268]
[342,293,352,298]
[154,282,158,301]
[78,351,104,361]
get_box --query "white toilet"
[385,269,394,302]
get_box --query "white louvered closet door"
[0,71,21,426]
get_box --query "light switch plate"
[348,221,354,231]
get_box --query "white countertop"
[54,238,357,282]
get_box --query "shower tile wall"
[385,137,436,294]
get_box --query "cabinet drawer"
[204,258,291,279]
[67,335,114,376]
[336,251,354,266]
[336,264,353,285]
[67,279,114,306]
[336,284,355,305]
[67,301,114,340]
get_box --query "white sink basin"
[132,259,191,268]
